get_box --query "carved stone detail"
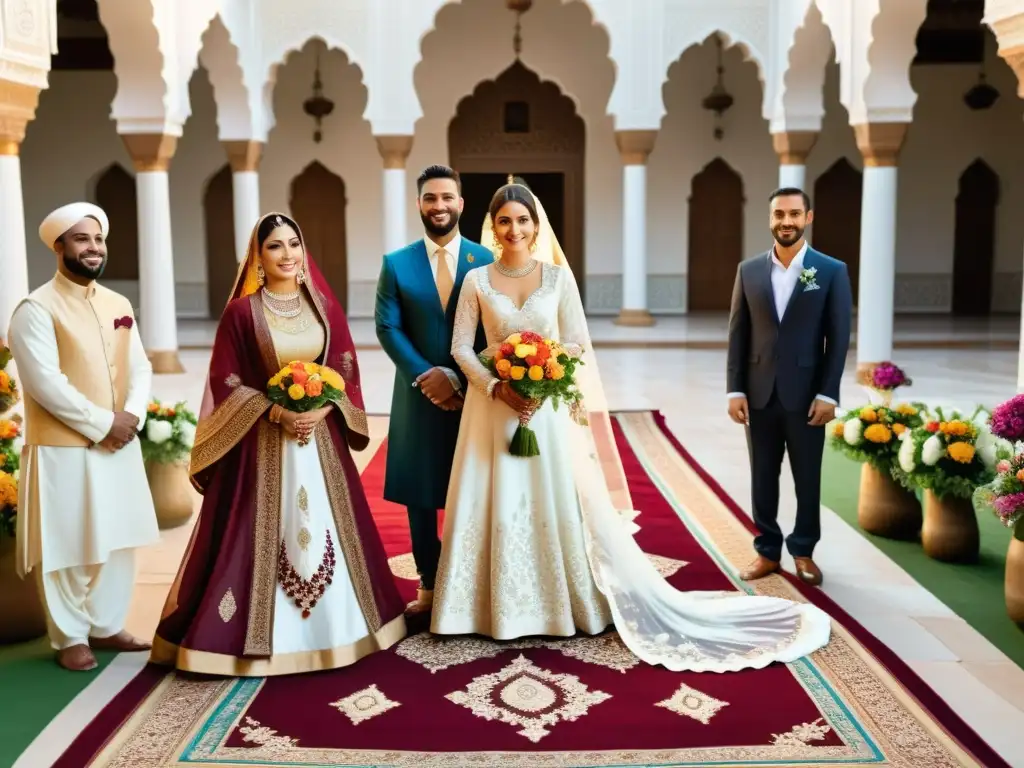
[615,130,658,166]
[0,79,41,155]
[771,131,818,165]
[223,140,263,173]
[375,135,414,169]
[120,133,179,173]
[997,43,1024,97]
[853,123,909,168]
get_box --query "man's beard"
[421,207,459,237]
[772,225,804,248]
[64,252,106,280]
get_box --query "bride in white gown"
[429,178,831,672]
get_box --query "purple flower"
[990,395,1024,442]
[993,491,1024,524]
[872,362,910,390]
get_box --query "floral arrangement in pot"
[893,406,1009,562]
[140,399,198,529]
[829,401,926,540]
[856,361,911,407]
[0,416,22,538]
[140,399,197,465]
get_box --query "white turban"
[39,203,109,252]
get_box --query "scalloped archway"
[448,61,586,296]
[290,162,349,310]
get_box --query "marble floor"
[14,344,1024,768]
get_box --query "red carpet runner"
[53,411,1007,767]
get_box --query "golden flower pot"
[1007,524,1024,629]
[0,535,47,645]
[146,460,196,529]
[857,463,921,540]
[922,490,979,564]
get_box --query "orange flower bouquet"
[267,361,346,413]
[480,331,586,457]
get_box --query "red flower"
[925,421,940,433]
[500,343,515,357]
[520,331,543,343]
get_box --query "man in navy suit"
[726,187,852,587]
[375,165,493,613]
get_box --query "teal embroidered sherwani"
[375,237,493,511]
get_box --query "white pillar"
[224,141,264,261]
[778,163,806,190]
[614,130,657,326]
[375,136,414,253]
[771,131,817,192]
[0,154,28,337]
[853,123,908,371]
[0,81,40,338]
[121,133,183,373]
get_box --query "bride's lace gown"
[430,262,832,672]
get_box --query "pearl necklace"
[494,259,538,279]
[262,287,302,318]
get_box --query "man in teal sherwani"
[374,165,493,613]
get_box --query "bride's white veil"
[481,177,633,512]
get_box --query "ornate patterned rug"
[55,411,1005,767]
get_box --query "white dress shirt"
[728,241,836,407]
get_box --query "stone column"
[853,122,908,373]
[224,140,263,262]
[0,81,41,337]
[772,131,818,190]
[376,135,414,255]
[120,133,183,374]
[614,129,657,326]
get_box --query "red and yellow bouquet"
[267,361,346,413]
[481,331,586,457]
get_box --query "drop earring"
[297,264,306,284]
[256,264,266,286]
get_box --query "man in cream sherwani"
[7,202,160,671]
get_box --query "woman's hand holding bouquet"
[267,361,347,446]
[482,331,585,457]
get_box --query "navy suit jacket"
[726,246,853,412]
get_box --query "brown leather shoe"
[739,555,780,581]
[57,644,98,671]
[794,557,823,586]
[405,586,433,615]
[90,631,152,652]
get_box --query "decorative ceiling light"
[303,41,334,143]
[963,69,999,111]
[506,0,533,59]
[701,34,734,140]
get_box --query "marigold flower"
[545,360,565,380]
[863,424,892,443]
[0,420,20,440]
[287,383,306,400]
[859,407,878,423]
[147,401,159,413]
[305,379,324,397]
[892,423,906,436]
[895,403,918,416]
[509,366,526,381]
[0,471,16,508]
[495,359,512,378]
[528,365,544,381]
[947,441,975,464]
[833,421,845,437]
[941,420,969,437]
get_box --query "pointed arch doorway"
[449,61,586,302]
[204,164,236,316]
[812,158,862,305]
[687,158,745,312]
[289,162,349,310]
[952,159,999,316]
[94,163,139,282]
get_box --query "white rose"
[146,420,173,444]
[922,434,945,466]
[898,432,917,473]
[179,421,196,448]
[843,418,863,445]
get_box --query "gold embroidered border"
[614,412,983,768]
[243,419,281,657]
[250,294,282,378]
[190,386,270,481]
[334,395,369,442]
[315,420,382,631]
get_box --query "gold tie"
[436,248,454,310]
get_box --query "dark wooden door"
[290,162,348,310]
[204,164,236,317]
[952,159,999,316]
[812,158,862,304]
[687,158,744,312]
[94,164,138,281]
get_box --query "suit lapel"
[411,240,445,317]
[446,239,473,321]
[781,247,815,325]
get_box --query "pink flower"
[998,460,1012,474]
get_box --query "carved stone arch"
[204,164,236,317]
[812,158,862,305]
[953,159,1000,316]
[198,15,255,140]
[289,162,348,311]
[776,2,833,126]
[93,163,139,282]
[449,61,586,301]
[687,158,745,312]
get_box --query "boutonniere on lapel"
[114,315,133,330]
[467,254,475,264]
[798,267,820,292]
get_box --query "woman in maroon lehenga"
[151,212,405,676]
